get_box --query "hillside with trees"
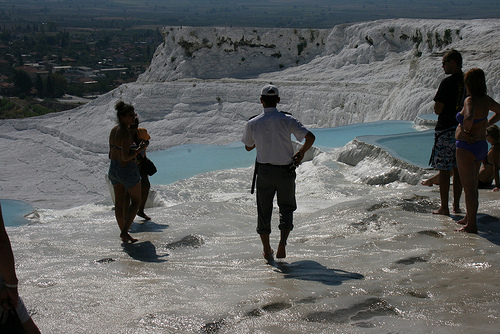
[1,0,498,118]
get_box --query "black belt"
[258,163,292,168]
[250,161,296,194]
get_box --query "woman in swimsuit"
[108,101,147,243]
[478,124,500,191]
[455,68,500,233]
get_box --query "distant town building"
[15,65,49,82]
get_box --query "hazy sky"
[1,0,499,29]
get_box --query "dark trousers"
[256,164,297,234]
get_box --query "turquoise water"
[0,199,34,227]
[149,121,426,185]
[418,113,438,121]
[359,130,434,169]
[312,120,417,149]
[149,142,253,186]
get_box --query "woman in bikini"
[108,101,147,243]
[455,68,500,233]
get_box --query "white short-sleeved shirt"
[242,107,310,165]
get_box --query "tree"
[35,73,44,97]
[51,73,67,98]
[45,74,54,98]
[96,36,111,49]
[15,50,24,66]
[0,30,11,44]
[59,31,69,48]
[12,70,32,95]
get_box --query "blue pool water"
[149,142,254,186]
[358,130,434,169]
[418,113,438,121]
[149,121,428,185]
[0,199,34,227]
[312,120,417,149]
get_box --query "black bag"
[141,157,157,176]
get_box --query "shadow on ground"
[122,241,168,262]
[451,213,500,246]
[129,220,169,233]
[270,260,364,286]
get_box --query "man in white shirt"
[242,84,315,260]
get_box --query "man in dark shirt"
[429,50,465,215]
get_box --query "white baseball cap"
[261,84,279,96]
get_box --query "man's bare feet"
[276,244,286,259]
[456,217,467,225]
[263,249,274,260]
[432,207,450,215]
[120,233,138,243]
[137,211,151,220]
[421,179,434,187]
[454,225,478,234]
[453,207,462,214]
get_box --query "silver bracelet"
[4,283,18,289]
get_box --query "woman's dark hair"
[464,68,487,97]
[487,124,500,144]
[129,117,139,130]
[115,101,135,124]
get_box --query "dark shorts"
[138,162,150,187]
[430,128,457,170]
[108,160,141,189]
[256,164,297,235]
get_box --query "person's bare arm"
[434,101,444,115]
[492,147,500,192]
[118,127,145,162]
[487,96,500,126]
[293,131,316,164]
[457,98,476,143]
[0,205,19,309]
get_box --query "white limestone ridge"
[138,26,331,81]
[337,139,428,185]
[3,18,500,208]
[3,19,500,155]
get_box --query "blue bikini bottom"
[456,140,488,161]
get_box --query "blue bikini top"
[456,112,486,125]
